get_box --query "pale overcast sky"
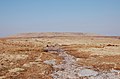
[0,0,120,37]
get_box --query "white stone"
[43,59,56,65]
[9,68,24,72]
[78,69,98,77]
[23,63,30,67]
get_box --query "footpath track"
[44,45,120,79]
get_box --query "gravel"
[45,45,120,79]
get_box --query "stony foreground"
[44,45,120,79]
[0,36,120,79]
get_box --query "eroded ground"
[0,36,120,79]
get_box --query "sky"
[0,0,120,37]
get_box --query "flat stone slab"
[78,69,98,77]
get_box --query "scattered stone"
[29,62,39,65]
[8,68,24,73]
[43,44,60,52]
[50,45,120,79]
[43,59,56,65]
[107,44,118,47]
[78,69,98,77]
[23,63,31,67]
[111,69,120,73]
[35,58,42,62]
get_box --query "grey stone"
[43,59,56,65]
[78,69,98,77]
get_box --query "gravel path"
[45,45,120,79]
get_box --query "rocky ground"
[0,35,120,79]
[44,45,120,79]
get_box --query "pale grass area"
[84,46,120,56]
[0,53,28,61]
[18,37,120,56]
[38,37,120,56]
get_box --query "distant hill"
[9,32,101,38]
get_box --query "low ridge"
[9,32,101,37]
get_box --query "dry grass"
[61,37,120,71]
[0,38,62,79]
[0,35,120,78]
[39,36,120,71]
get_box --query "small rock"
[9,68,24,73]
[29,62,38,65]
[76,58,81,61]
[23,63,30,67]
[78,69,98,77]
[111,69,120,73]
[35,58,42,62]
[43,59,56,65]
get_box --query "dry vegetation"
[0,33,120,78]
[0,38,62,79]
[61,37,120,71]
